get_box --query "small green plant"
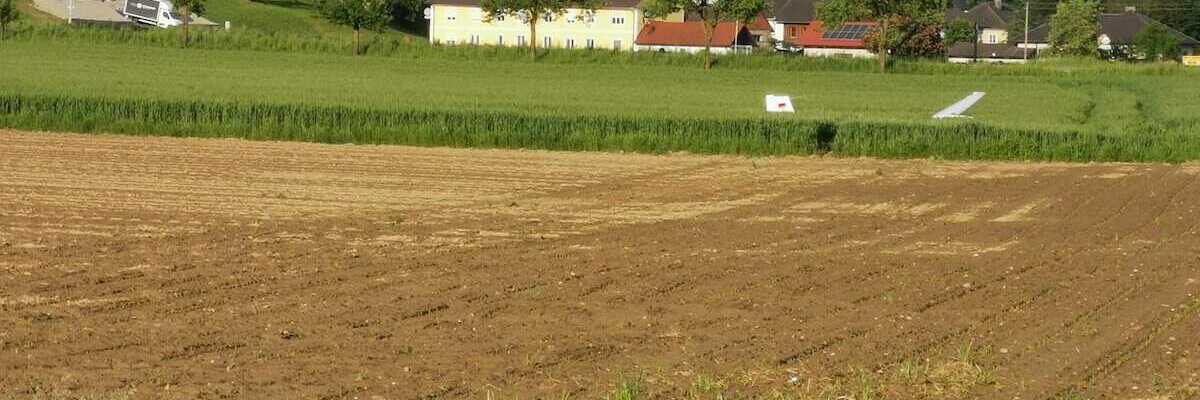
[688,374,727,400]
[608,375,643,400]
[894,358,928,384]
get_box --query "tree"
[481,0,605,59]
[943,19,975,46]
[817,0,943,72]
[1134,22,1181,61]
[174,0,205,48]
[317,0,395,55]
[1047,0,1099,57]
[642,0,765,69]
[1,0,21,40]
[864,15,944,57]
[390,0,425,23]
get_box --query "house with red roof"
[634,20,754,54]
[795,21,878,58]
[745,13,774,48]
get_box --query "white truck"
[122,0,183,28]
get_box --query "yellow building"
[428,0,676,51]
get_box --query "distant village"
[425,0,1199,63]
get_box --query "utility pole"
[974,22,979,63]
[1023,0,1029,60]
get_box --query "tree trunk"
[181,4,190,48]
[877,19,887,73]
[529,17,538,59]
[702,21,715,70]
[353,28,360,55]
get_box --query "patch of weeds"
[608,375,644,400]
[688,374,727,400]
[806,368,881,400]
[928,340,997,397]
[893,358,930,385]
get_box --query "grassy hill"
[199,0,424,38]
[11,0,425,40]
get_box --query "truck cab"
[123,0,184,28]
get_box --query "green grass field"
[2,39,1199,161]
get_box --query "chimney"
[1124,6,1136,13]
[994,0,1002,9]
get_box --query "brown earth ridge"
[1,130,1198,399]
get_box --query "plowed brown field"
[2,130,1198,400]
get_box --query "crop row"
[2,94,1197,162]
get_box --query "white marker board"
[765,95,795,113]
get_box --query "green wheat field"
[2,34,1199,161]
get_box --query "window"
[611,16,625,24]
[613,39,622,49]
[586,38,595,49]
[543,13,553,22]
[517,35,527,46]
[498,35,504,46]
[470,34,480,45]
[567,13,576,23]
[496,14,504,21]
[447,40,457,45]
[566,38,575,48]
[987,33,997,43]
[544,36,551,48]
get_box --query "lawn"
[1,40,1198,161]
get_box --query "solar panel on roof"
[822,24,870,40]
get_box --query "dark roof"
[635,21,752,47]
[1024,11,1199,46]
[945,2,1012,30]
[772,0,814,23]
[1026,22,1050,43]
[1101,12,1198,45]
[429,0,642,8]
[947,42,1036,59]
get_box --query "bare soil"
[1,130,1198,400]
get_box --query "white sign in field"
[933,92,986,119]
[765,95,795,113]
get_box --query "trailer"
[122,0,182,28]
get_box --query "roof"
[682,11,772,33]
[748,13,772,33]
[947,42,1036,59]
[795,21,876,49]
[945,2,1012,30]
[635,21,752,47]
[772,0,815,23]
[429,0,642,8]
[1024,11,1199,46]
